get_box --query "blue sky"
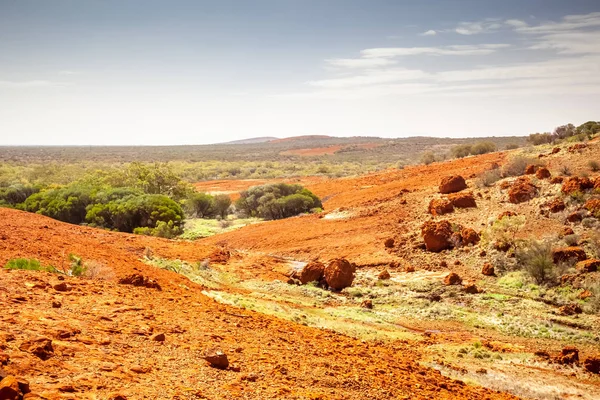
[1,0,599,145]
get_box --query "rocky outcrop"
[576,259,599,273]
[421,221,453,252]
[428,198,454,216]
[481,263,495,276]
[296,261,325,284]
[444,272,462,285]
[546,198,566,213]
[561,177,593,194]
[552,247,587,264]
[448,192,477,208]
[508,177,537,203]
[535,167,551,179]
[118,274,161,290]
[460,228,480,246]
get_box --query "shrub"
[559,165,572,176]
[505,143,520,150]
[420,151,436,165]
[186,193,215,218]
[515,241,558,286]
[527,132,554,146]
[0,184,41,207]
[589,161,600,172]
[477,169,502,187]
[4,258,46,271]
[22,185,97,225]
[471,141,496,155]
[501,156,537,177]
[213,194,232,219]
[450,145,472,159]
[236,183,322,220]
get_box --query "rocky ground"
[2,141,600,399]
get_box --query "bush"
[501,156,537,177]
[4,258,46,271]
[186,193,215,217]
[589,161,600,172]
[213,194,232,219]
[236,183,322,220]
[515,241,558,286]
[505,143,520,150]
[559,165,572,176]
[477,169,502,187]
[527,132,554,146]
[0,184,41,207]
[22,185,98,225]
[450,145,472,159]
[420,151,436,165]
[471,141,496,155]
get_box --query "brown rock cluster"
[439,175,467,194]
[552,247,587,264]
[508,177,538,204]
[561,177,593,194]
[324,259,356,290]
[118,274,162,290]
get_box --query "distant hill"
[224,137,279,145]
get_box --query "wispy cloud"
[361,44,509,58]
[307,69,429,89]
[0,80,61,88]
[420,30,437,36]
[455,19,503,35]
[325,58,397,68]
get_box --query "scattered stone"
[428,198,454,216]
[405,265,415,273]
[19,337,53,360]
[421,220,453,252]
[460,228,480,246]
[296,261,325,285]
[152,333,166,342]
[209,247,231,264]
[108,394,128,400]
[130,365,151,374]
[52,282,71,292]
[439,175,467,194]
[584,199,600,215]
[378,270,390,280]
[525,164,538,175]
[384,238,395,248]
[508,177,538,204]
[576,259,599,273]
[562,227,574,236]
[497,211,517,220]
[118,274,161,290]
[546,198,566,213]
[555,346,579,365]
[561,176,593,194]
[51,300,61,308]
[579,290,593,300]
[463,284,480,294]
[324,259,356,290]
[204,348,229,369]
[534,350,550,359]
[481,263,495,276]
[535,167,551,179]
[494,241,511,252]
[552,147,561,154]
[58,384,76,393]
[584,357,600,374]
[558,304,582,316]
[568,143,588,152]
[0,375,21,400]
[241,373,258,382]
[444,273,462,286]
[448,192,477,208]
[360,299,373,309]
[552,247,587,264]
[550,176,564,184]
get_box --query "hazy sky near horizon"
[1,0,599,145]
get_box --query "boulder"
[323,259,356,290]
[378,270,391,280]
[421,220,453,252]
[567,212,582,223]
[508,177,537,203]
[552,147,561,154]
[498,211,517,220]
[428,198,454,216]
[18,337,53,360]
[550,176,564,184]
[568,143,588,152]
[547,198,566,213]
[576,259,600,273]
[439,175,467,194]
[584,199,600,215]
[448,192,477,208]
[0,375,21,400]
[297,261,325,284]
[360,299,373,309]
[204,348,229,369]
[562,226,575,236]
[584,357,600,374]
[463,284,480,294]
[558,304,582,316]
[535,167,551,179]
[460,228,480,246]
[552,247,587,264]
[561,177,594,194]
[384,238,395,248]
[525,164,538,174]
[444,272,462,285]
[209,248,231,264]
[579,289,593,299]
[555,346,579,365]
[481,263,495,276]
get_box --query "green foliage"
[4,258,46,271]
[450,145,472,159]
[471,141,497,155]
[505,143,520,150]
[477,169,502,187]
[501,156,538,177]
[236,183,322,220]
[0,184,41,207]
[213,194,232,218]
[67,254,86,277]
[22,185,98,224]
[527,132,554,146]
[515,241,559,286]
[185,192,216,217]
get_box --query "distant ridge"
[269,135,333,143]
[223,137,279,145]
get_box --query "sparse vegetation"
[515,241,559,286]
[236,183,322,220]
[4,258,46,271]
[588,160,600,172]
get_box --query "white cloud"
[361,44,509,58]
[307,69,430,89]
[421,30,437,36]
[515,11,600,34]
[505,19,528,28]
[455,20,502,35]
[325,57,396,68]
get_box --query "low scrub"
[236,183,322,220]
[4,258,47,271]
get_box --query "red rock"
[204,348,229,369]
[0,375,20,400]
[568,143,588,152]
[576,259,600,273]
[535,167,551,179]
[562,227,574,236]
[567,212,582,223]
[579,289,593,299]
[546,198,566,213]
[209,247,230,264]
[558,304,582,316]
[508,177,537,203]
[448,192,477,208]
[481,263,495,276]
[525,164,537,174]
[296,261,325,284]
[378,270,391,280]
[405,265,415,273]
[550,176,564,184]
[18,337,53,360]
[439,175,467,194]
[324,259,356,290]
[584,199,600,215]
[444,273,462,285]
[555,346,579,365]
[561,177,593,194]
[584,357,600,374]
[361,299,373,309]
[552,247,587,264]
[428,198,454,216]
[384,238,395,248]
[497,211,517,220]
[421,220,453,252]
[463,284,480,294]
[118,274,161,290]
[460,228,480,246]
[552,147,561,154]
[152,333,166,342]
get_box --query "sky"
[0,0,599,145]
